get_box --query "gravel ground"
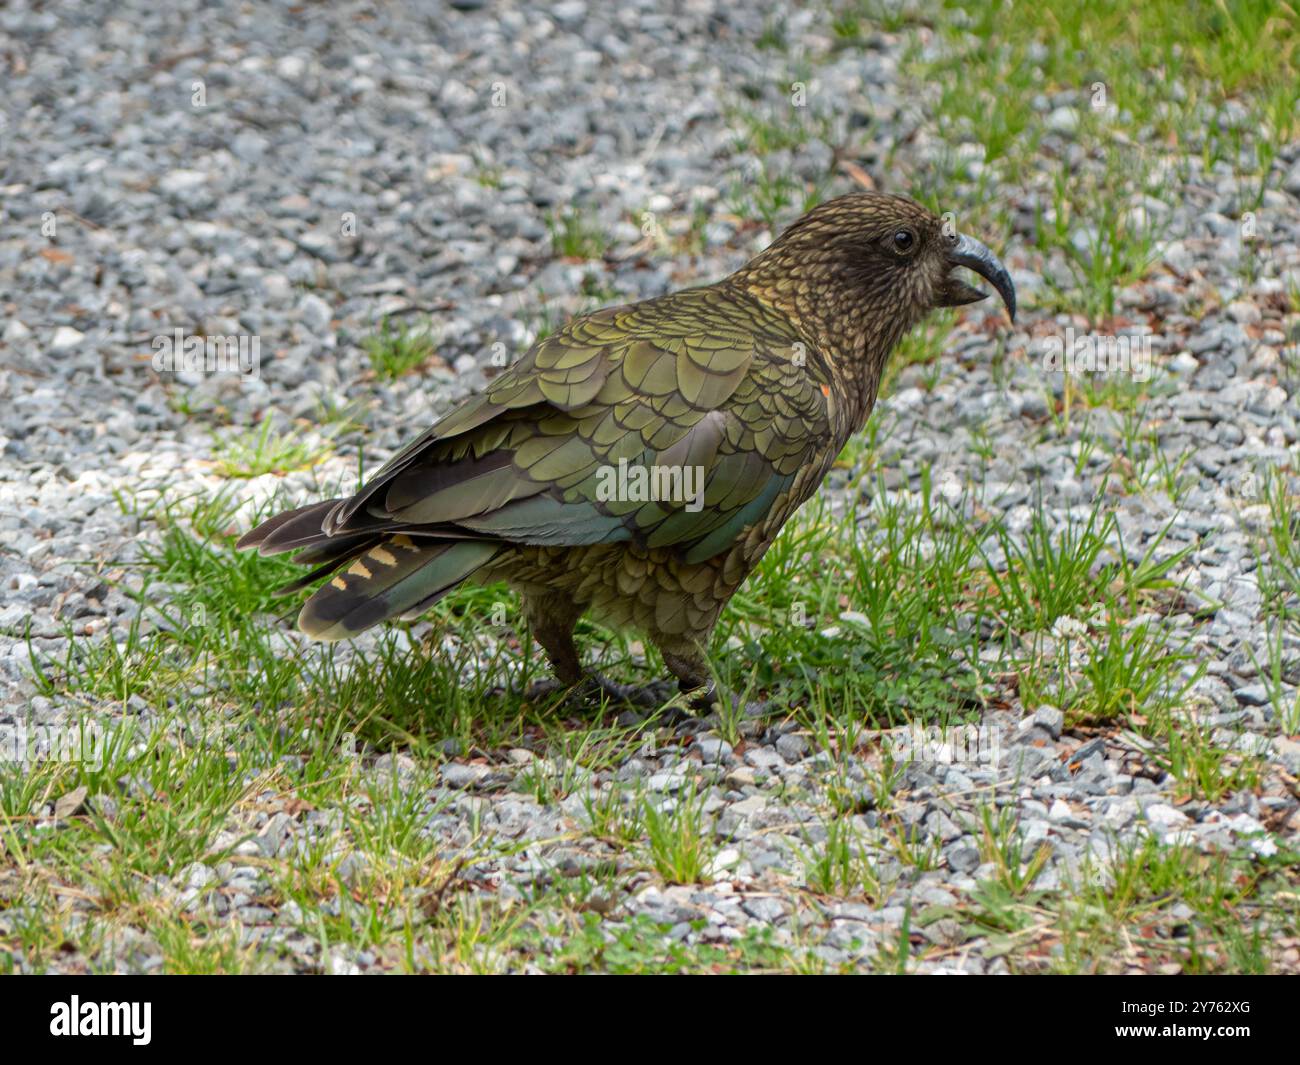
[1,0,1298,973]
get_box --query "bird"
[238,192,1015,707]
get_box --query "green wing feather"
[335,287,829,550]
[241,283,832,637]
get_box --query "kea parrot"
[239,193,1015,706]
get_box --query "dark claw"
[585,673,661,709]
[522,674,661,710]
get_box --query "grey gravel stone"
[441,763,491,789]
[695,736,733,764]
[1233,684,1271,707]
[1032,705,1065,740]
[775,733,809,764]
[741,897,787,923]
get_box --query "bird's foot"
[678,683,746,720]
[521,677,572,704]
[582,672,663,709]
[522,673,664,710]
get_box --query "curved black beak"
[941,233,1016,322]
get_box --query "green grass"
[726,102,835,158]
[715,470,992,727]
[727,171,827,229]
[7,450,1293,972]
[880,309,957,398]
[1050,833,1295,974]
[213,419,331,479]
[796,816,886,899]
[523,913,801,974]
[972,803,1053,897]
[1247,465,1300,731]
[1144,716,1266,803]
[1256,466,1300,623]
[546,208,608,260]
[640,784,716,885]
[362,318,438,380]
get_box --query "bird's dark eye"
[892,229,915,253]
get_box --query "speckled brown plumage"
[238,192,1015,700]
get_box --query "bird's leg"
[654,634,719,712]
[520,592,658,708]
[521,591,585,689]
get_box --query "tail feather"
[272,539,382,596]
[240,486,508,640]
[297,537,501,640]
[237,500,341,554]
[289,532,383,567]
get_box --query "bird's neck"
[726,265,914,437]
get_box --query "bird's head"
[733,192,1015,375]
